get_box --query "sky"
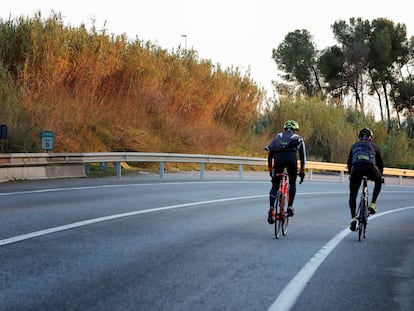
[2,0,414,97]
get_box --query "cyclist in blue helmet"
[265,120,306,224]
[347,127,384,231]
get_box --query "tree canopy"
[273,17,414,135]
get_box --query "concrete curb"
[0,165,86,183]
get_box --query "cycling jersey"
[347,141,383,173]
[266,131,306,170]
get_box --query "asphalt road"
[1,173,413,310]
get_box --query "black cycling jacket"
[266,130,306,170]
[347,140,384,174]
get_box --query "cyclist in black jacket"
[265,120,306,224]
[347,127,384,231]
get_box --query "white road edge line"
[0,195,264,246]
[0,181,265,196]
[267,205,414,311]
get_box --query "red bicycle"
[271,171,290,239]
[270,170,304,239]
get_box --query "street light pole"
[409,96,414,139]
[181,34,187,49]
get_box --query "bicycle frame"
[273,171,289,239]
[356,176,369,241]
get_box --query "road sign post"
[0,124,7,153]
[41,130,55,151]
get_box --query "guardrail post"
[84,163,89,175]
[239,164,243,179]
[200,163,205,179]
[399,176,402,186]
[99,162,108,171]
[115,162,121,179]
[160,162,164,178]
[340,171,344,182]
[308,169,313,181]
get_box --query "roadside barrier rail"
[1,152,413,184]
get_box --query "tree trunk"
[382,81,392,131]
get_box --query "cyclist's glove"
[299,169,305,184]
[268,166,273,177]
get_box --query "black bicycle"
[356,176,369,241]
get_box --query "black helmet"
[358,127,373,139]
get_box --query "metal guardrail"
[1,152,414,183]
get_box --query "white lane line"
[1,189,411,247]
[0,189,349,247]
[0,181,265,196]
[267,205,414,311]
[5,188,409,197]
[0,195,264,246]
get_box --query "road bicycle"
[271,172,289,239]
[356,176,369,241]
[270,171,304,239]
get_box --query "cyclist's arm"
[347,147,353,173]
[298,139,306,170]
[300,139,306,171]
[296,140,306,183]
[267,150,274,169]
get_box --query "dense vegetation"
[0,12,263,155]
[0,13,413,169]
[272,18,414,133]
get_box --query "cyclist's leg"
[269,179,278,208]
[368,166,382,204]
[269,166,283,207]
[366,166,382,214]
[268,165,283,224]
[349,168,362,218]
[349,168,362,231]
[286,160,298,207]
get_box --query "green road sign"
[41,131,55,150]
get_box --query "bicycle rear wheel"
[274,195,282,239]
[274,193,289,239]
[274,215,282,239]
[281,194,289,236]
[358,220,365,241]
[357,200,367,241]
[282,215,289,235]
